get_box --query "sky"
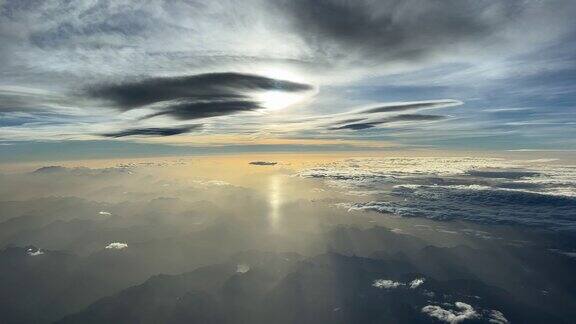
[1,0,576,162]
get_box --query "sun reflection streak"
[269,175,282,231]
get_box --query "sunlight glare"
[255,91,307,111]
[253,67,314,111]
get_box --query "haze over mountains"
[1,155,575,323]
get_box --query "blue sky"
[1,0,576,161]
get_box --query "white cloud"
[236,264,250,273]
[372,279,404,289]
[409,278,425,289]
[105,242,128,250]
[487,310,509,324]
[421,302,478,324]
[27,248,44,256]
[98,211,112,216]
[372,277,426,290]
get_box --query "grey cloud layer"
[4,1,573,74]
[277,0,565,65]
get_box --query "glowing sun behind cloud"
[255,67,316,111]
[255,90,309,110]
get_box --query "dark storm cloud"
[331,114,447,130]
[89,72,313,120]
[279,0,518,63]
[102,125,202,138]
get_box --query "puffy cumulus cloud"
[27,247,44,256]
[421,302,478,324]
[105,242,128,250]
[372,277,426,290]
[487,310,509,324]
[236,264,251,273]
[372,279,403,289]
[409,278,425,289]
